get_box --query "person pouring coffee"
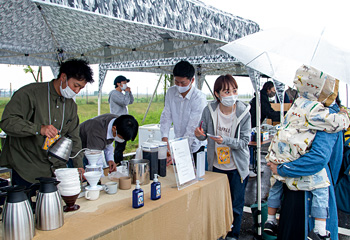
[0,59,94,187]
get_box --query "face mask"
[121,83,127,90]
[176,83,191,93]
[60,78,77,99]
[115,135,125,143]
[221,95,238,107]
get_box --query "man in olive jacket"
[0,59,94,186]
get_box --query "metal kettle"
[48,136,87,162]
[35,177,64,231]
[48,136,73,162]
[1,185,35,240]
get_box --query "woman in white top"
[194,74,251,240]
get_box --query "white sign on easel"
[169,137,198,190]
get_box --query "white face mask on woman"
[176,83,191,93]
[60,78,77,99]
[221,95,238,107]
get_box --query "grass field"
[77,96,165,153]
[0,96,164,153]
[0,94,253,153]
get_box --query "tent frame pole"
[255,79,262,237]
[142,74,163,124]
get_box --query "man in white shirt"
[160,61,207,164]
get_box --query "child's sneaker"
[263,221,278,236]
[307,229,331,240]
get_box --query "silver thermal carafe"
[1,186,35,240]
[35,177,64,231]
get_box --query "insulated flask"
[142,143,158,180]
[157,142,167,177]
[35,177,64,231]
[2,186,35,240]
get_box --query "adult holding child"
[194,74,251,240]
[267,66,347,240]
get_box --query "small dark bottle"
[132,180,144,208]
[150,174,161,200]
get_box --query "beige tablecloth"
[6,167,233,240]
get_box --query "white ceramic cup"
[104,182,118,195]
[85,189,100,200]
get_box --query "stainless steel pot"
[35,177,64,231]
[129,159,150,185]
[2,186,35,240]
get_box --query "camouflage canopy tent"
[0,0,263,113]
[0,1,277,237]
[0,0,259,70]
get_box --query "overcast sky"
[1,0,349,104]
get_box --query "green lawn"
[0,96,164,153]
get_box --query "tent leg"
[347,84,348,108]
[255,80,262,237]
[142,74,163,124]
[204,77,214,98]
[98,90,101,116]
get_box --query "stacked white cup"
[55,168,81,196]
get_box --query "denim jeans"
[213,167,248,239]
[268,180,329,219]
[310,186,329,219]
[267,180,284,209]
[249,146,255,166]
